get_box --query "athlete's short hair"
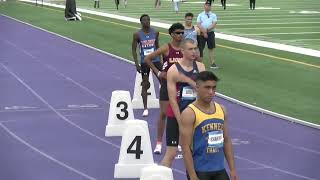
[168,23,185,34]
[185,12,194,18]
[196,71,219,83]
[180,38,196,49]
[140,14,149,22]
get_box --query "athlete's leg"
[140,64,151,116]
[153,61,167,154]
[154,100,168,154]
[161,117,179,167]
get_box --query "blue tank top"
[189,103,225,172]
[184,26,198,43]
[175,61,199,112]
[138,28,160,64]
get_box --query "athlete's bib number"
[181,86,196,100]
[208,131,224,148]
[143,48,154,56]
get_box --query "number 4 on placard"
[127,136,144,159]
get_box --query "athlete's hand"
[230,170,239,180]
[189,174,199,180]
[158,71,167,80]
[135,63,141,73]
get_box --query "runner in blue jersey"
[132,14,162,117]
[180,71,239,180]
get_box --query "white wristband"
[157,71,162,78]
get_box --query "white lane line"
[235,155,317,180]
[219,26,320,30]
[219,14,319,18]
[244,32,320,35]
[0,107,104,114]
[4,40,36,58]
[286,38,320,42]
[42,63,109,103]
[0,63,120,149]
[230,126,320,155]
[219,22,320,26]
[237,166,269,172]
[162,17,320,21]
[14,1,320,58]
[4,39,110,104]
[0,123,97,180]
[4,106,38,110]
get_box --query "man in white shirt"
[197,1,218,69]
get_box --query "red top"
[162,43,183,72]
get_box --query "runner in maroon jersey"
[146,23,194,155]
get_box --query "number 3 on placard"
[116,101,129,120]
[127,136,144,159]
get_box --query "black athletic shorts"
[198,31,216,57]
[141,61,162,77]
[166,116,179,147]
[187,169,230,180]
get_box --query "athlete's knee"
[159,111,167,120]
[166,148,177,161]
[141,79,151,90]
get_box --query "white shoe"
[153,144,162,154]
[175,154,183,159]
[178,145,182,152]
[142,109,149,117]
[74,14,82,21]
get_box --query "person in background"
[172,0,180,14]
[94,0,100,8]
[183,12,201,62]
[250,0,256,10]
[221,0,226,10]
[197,1,218,69]
[155,0,161,8]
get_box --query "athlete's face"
[140,16,150,28]
[182,42,198,61]
[171,29,184,42]
[196,80,216,103]
[185,16,193,26]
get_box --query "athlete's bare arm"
[221,105,239,180]
[180,107,199,180]
[145,44,169,80]
[155,31,163,65]
[131,32,141,73]
[167,65,181,122]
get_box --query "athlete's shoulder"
[160,43,170,53]
[195,61,205,71]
